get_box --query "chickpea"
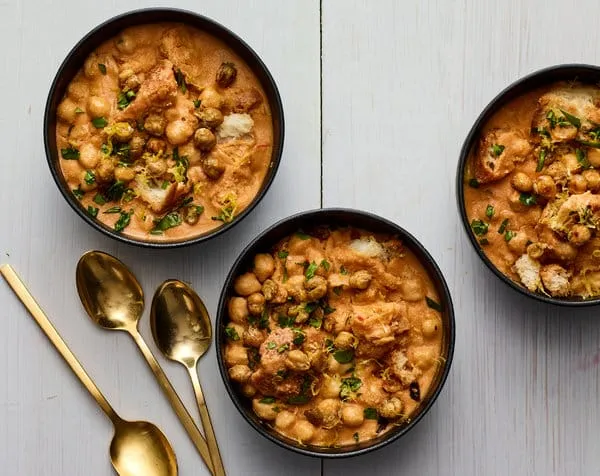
[411,347,435,370]
[243,327,265,347]
[422,318,439,338]
[110,122,134,143]
[166,120,195,145]
[241,384,257,398]
[349,270,372,290]
[201,155,226,180]
[114,166,135,182]
[334,331,355,350]
[57,98,77,123]
[120,72,141,92]
[78,143,100,169]
[228,364,252,383]
[199,87,224,109]
[228,296,249,323]
[195,107,224,129]
[253,253,275,282]
[341,404,364,427]
[96,157,115,182]
[327,354,353,374]
[551,240,578,261]
[252,399,278,421]
[261,279,277,301]
[511,172,533,192]
[289,306,309,324]
[193,128,217,151]
[146,138,167,155]
[247,292,266,316]
[305,275,328,300]
[286,275,308,302]
[583,169,600,192]
[294,420,316,442]
[67,81,87,102]
[86,96,109,119]
[115,33,136,54]
[317,399,341,429]
[588,148,600,168]
[234,273,262,296]
[569,174,587,194]
[546,161,567,180]
[399,277,424,302]
[527,242,545,259]
[308,349,328,372]
[506,232,528,254]
[320,376,341,398]
[378,397,403,419]
[275,410,296,430]
[83,56,102,79]
[146,156,168,177]
[224,345,248,366]
[144,115,166,137]
[285,350,311,371]
[533,175,557,199]
[129,136,145,159]
[228,323,245,339]
[216,62,238,88]
[568,224,592,246]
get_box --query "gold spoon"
[151,280,226,476]
[75,251,214,475]
[0,264,178,476]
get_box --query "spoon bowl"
[151,280,211,367]
[76,251,143,330]
[111,420,178,476]
[151,280,226,476]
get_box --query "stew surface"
[464,82,600,298]
[56,23,273,241]
[224,227,444,447]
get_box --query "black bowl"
[44,8,284,248]
[456,64,600,306]
[216,208,455,458]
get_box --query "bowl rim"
[44,7,285,248]
[215,207,456,458]
[456,63,600,307]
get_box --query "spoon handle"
[129,329,215,475]
[0,265,120,423]
[188,368,226,476]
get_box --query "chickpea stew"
[464,82,600,299]
[55,23,273,241]
[223,226,445,447]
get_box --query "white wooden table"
[2,0,600,474]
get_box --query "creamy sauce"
[224,227,444,447]
[56,23,273,241]
[464,82,600,298]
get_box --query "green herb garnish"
[491,144,505,156]
[153,212,183,232]
[295,231,310,240]
[72,187,84,200]
[576,148,591,169]
[225,326,240,341]
[259,397,275,404]
[340,265,349,275]
[175,68,187,93]
[305,261,318,280]
[87,206,99,218]
[504,230,516,242]
[479,238,489,245]
[93,193,106,205]
[266,342,276,350]
[426,296,443,312]
[333,349,354,364]
[468,178,480,188]
[308,317,322,329]
[470,219,488,236]
[98,63,107,75]
[559,109,581,128]
[277,343,289,353]
[103,206,121,214]
[498,218,509,234]
[277,315,295,328]
[485,205,494,219]
[519,193,537,206]
[537,148,547,172]
[339,376,362,401]
[105,180,126,201]
[293,329,306,346]
[75,107,84,114]
[114,210,132,232]
[333,286,343,295]
[277,250,289,259]
[193,99,201,108]
[84,170,95,185]
[92,117,108,128]
[364,407,378,420]
[61,147,80,160]
[320,259,330,272]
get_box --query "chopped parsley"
[491,144,505,156]
[470,219,488,236]
[259,397,275,404]
[277,315,295,328]
[519,193,537,206]
[224,327,240,341]
[363,407,378,420]
[468,178,480,188]
[576,148,591,170]
[325,339,335,353]
[87,206,99,218]
[117,90,136,110]
[559,109,581,128]
[295,231,310,240]
[333,348,354,364]
[323,303,336,314]
[340,265,349,275]
[305,261,318,280]
[152,212,183,233]
[72,187,84,200]
[91,117,108,128]
[193,99,201,108]
[320,259,330,272]
[105,180,126,201]
[103,206,121,214]
[537,148,547,172]
[93,193,107,205]
[333,286,343,296]
[479,238,489,246]
[75,107,84,114]
[98,63,107,75]
[426,296,443,312]
[308,317,322,329]
[247,348,260,370]
[339,376,362,401]
[61,147,80,160]
[277,343,289,353]
[266,342,276,350]
[175,68,187,93]
[114,210,133,232]
[277,250,289,259]
[485,204,494,219]
[498,218,509,234]
[84,170,95,185]
[292,329,306,346]
[504,230,516,242]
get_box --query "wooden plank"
[322,0,600,474]
[0,1,321,475]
